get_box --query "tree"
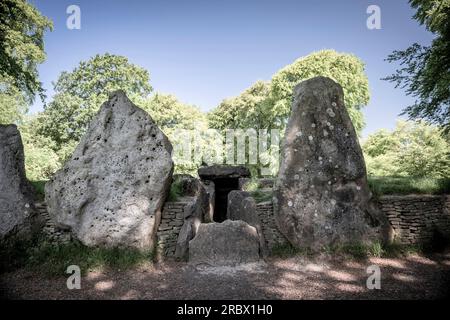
[269,50,369,133]
[0,75,27,124]
[0,0,52,103]
[38,54,153,147]
[209,50,370,134]
[363,120,450,178]
[384,0,450,131]
[20,116,61,181]
[138,93,206,130]
[138,93,210,175]
[208,81,271,129]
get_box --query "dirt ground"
[1,251,450,300]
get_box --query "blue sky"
[30,0,434,138]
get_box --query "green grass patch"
[167,179,183,202]
[1,237,154,276]
[30,180,47,201]
[250,190,273,203]
[270,242,309,257]
[368,176,450,196]
[269,240,423,260]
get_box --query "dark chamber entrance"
[198,165,251,223]
[213,177,239,222]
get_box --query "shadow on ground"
[1,249,450,300]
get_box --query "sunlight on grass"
[368,176,450,196]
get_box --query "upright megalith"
[45,91,174,249]
[274,77,390,250]
[0,125,42,242]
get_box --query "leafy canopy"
[363,120,450,178]
[0,0,52,103]
[384,0,450,130]
[38,54,153,146]
[209,50,370,134]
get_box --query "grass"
[250,190,273,203]
[0,236,154,276]
[270,242,308,258]
[368,176,450,196]
[30,180,47,201]
[269,241,423,260]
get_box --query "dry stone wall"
[378,195,450,245]
[256,201,288,250]
[156,200,190,258]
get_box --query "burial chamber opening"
[198,165,251,223]
[213,177,239,222]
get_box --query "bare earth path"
[2,251,450,300]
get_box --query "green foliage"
[384,0,450,130]
[38,54,153,147]
[363,121,450,177]
[138,93,209,175]
[0,237,154,275]
[270,242,306,257]
[368,176,450,196]
[209,50,370,138]
[208,81,272,129]
[167,179,183,202]
[0,0,52,102]
[30,180,46,201]
[269,50,369,133]
[19,116,61,181]
[0,75,28,124]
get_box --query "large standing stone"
[274,77,391,250]
[189,220,260,266]
[0,125,41,242]
[45,91,174,249]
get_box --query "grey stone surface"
[227,190,268,256]
[189,220,260,266]
[198,165,250,180]
[172,175,209,260]
[0,125,42,241]
[45,91,173,249]
[274,77,391,250]
[202,180,215,223]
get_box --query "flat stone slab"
[189,220,260,266]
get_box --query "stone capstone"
[198,165,250,180]
[189,220,260,266]
[45,91,174,249]
[0,124,42,242]
[274,77,391,250]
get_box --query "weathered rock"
[173,175,209,260]
[227,190,268,256]
[202,180,215,223]
[45,91,174,249]
[198,165,250,180]
[189,220,260,266]
[274,77,391,250]
[0,125,42,242]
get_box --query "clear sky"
[30,0,434,138]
